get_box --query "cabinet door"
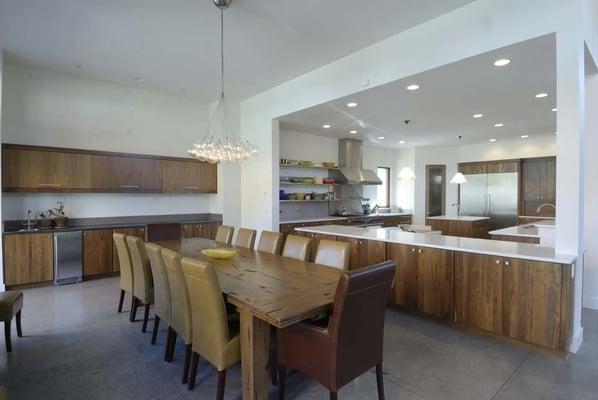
[112,227,146,271]
[366,240,387,266]
[398,215,413,225]
[417,247,453,318]
[204,222,222,240]
[182,223,199,238]
[454,252,503,334]
[382,216,400,227]
[83,229,114,276]
[161,160,217,193]
[522,157,556,217]
[4,233,54,286]
[91,155,161,191]
[387,243,419,308]
[502,258,562,349]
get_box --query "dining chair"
[0,291,23,352]
[277,261,396,400]
[215,225,234,244]
[257,231,283,255]
[113,233,135,320]
[281,235,312,262]
[234,228,257,249]
[314,239,351,272]
[161,248,194,385]
[126,236,154,333]
[181,257,241,398]
[145,243,172,346]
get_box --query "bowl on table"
[201,248,238,259]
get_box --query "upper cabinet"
[2,144,217,194]
[521,157,556,217]
[458,159,519,175]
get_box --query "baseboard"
[583,295,598,310]
[569,327,584,353]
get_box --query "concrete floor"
[1,277,597,400]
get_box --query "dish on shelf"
[298,160,313,167]
[313,193,327,200]
[323,178,335,184]
[201,248,237,260]
[290,177,302,183]
[313,177,323,184]
[295,193,306,200]
[322,162,336,168]
[302,178,315,184]
[286,193,297,200]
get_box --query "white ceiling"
[0,0,473,102]
[280,34,557,148]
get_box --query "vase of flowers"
[49,201,68,229]
[38,210,54,230]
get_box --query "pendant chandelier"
[188,0,258,164]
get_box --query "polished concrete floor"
[1,277,597,399]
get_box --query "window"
[376,167,390,207]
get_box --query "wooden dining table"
[154,237,342,400]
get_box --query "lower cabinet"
[83,229,114,277]
[335,237,387,270]
[3,233,54,287]
[296,231,337,262]
[112,227,146,272]
[426,218,489,238]
[181,222,222,240]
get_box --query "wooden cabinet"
[387,244,453,318]
[490,233,540,244]
[458,160,519,175]
[91,155,162,191]
[83,229,114,276]
[161,159,217,193]
[335,237,387,271]
[521,157,556,217]
[426,218,489,238]
[381,215,412,227]
[3,233,54,286]
[181,222,222,240]
[112,227,146,271]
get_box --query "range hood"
[337,138,382,185]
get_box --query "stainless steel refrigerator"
[459,173,518,230]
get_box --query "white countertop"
[426,215,490,222]
[280,212,411,224]
[489,220,555,238]
[295,225,576,264]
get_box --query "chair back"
[328,261,395,387]
[126,236,154,304]
[314,239,351,271]
[161,248,192,344]
[145,243,171,324]
[215,225,234,244]
[282,235,311,262]
[235,228,257,249]
[257,231,283,255]
[113,233,134,293]
[181,257,234,370]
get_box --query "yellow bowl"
[201,248,238,260]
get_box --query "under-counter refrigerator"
[459,172,518,230]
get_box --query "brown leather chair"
[277,261,396,400]
[315,239,351,272]
[282,235,312,262]
[0,291,23,352]
[215,225,234,244]
[126,236,154,333]
[235,228,257,249]
[181,257,241,398]
[257,231,284,255]
[145,243,172,346]
[161,248,194,384]
[113,233,135,319]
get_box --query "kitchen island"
[295,224,575,352]
[426,215,490,238]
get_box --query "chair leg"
[164,326,173,362]
[182,344,192,384]
[168,329,178,362]
[142,303,151,333]
[4,319,12,353]
[188,352,200,391]
[129,296,138,322]
[376,363,385,400]
[16,310,23,338]
[151,316,160,345]
[216,369,227,400]
[278,365,286,400]
[329,391,338,400]
[117,289,125,313]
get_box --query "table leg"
[239,309,270,400]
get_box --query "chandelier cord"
[220,7,224,97]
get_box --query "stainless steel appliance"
[345,215,384,227]
[460,172,518,230]
[54,231,83,285]
[334,139,382,185]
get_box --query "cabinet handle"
[504,260,510,266]
[120,185,140,188]
[411,248,416,252]
[184,186,199,189]
[38,183,61,187]
[418,249,422,253]
[496,259,501,264]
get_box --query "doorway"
[426,165,446,217]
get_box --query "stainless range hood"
[337,139,382,185]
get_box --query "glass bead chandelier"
[188,0,258,164]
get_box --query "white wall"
[0,50,4,291]
[1,63,218,220]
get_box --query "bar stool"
[0,290,23,352]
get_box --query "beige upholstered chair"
[161,248,194,384]
[257,231,283,255]
[126,236,154,333]
[113,233,135,319]
[0,291,23,352]
[145,243,172,346]
[234,228,257,249]
[282,235,312,262]
[215,225,234,244]
[315,239,351,272]
[182,257,241,397]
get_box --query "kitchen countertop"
[3,213,223,234]
[280,212,412,225]
[295,224,576,264]
[426,215,490,222]
[489,219,555,238]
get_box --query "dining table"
[154,237,342,400]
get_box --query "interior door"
[425,165,446,217]
[459,174,488,217]
[487,173,518,230]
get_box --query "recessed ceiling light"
[555,131,558,135]
[473,113,484,118]
[406,84,420,91]
[322,124,331,129]
[378,136,385,140]
[494,123,504,127]
[350,130,357,134]
[489,138,497,142]
[552,107,557,112]
[494,59,511,67]
[347,102,358,108]
[180,88,190,92]
[134,77,144,82]
[521,134,529,138]
[535,93,548,98]
[398,140,406,144]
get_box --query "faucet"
[536,203,556,213]
[451,203,462,217]
[371,204,380,214]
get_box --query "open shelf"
[280,199,342,203]
[280,182,339,186]
[280,164,339,170]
